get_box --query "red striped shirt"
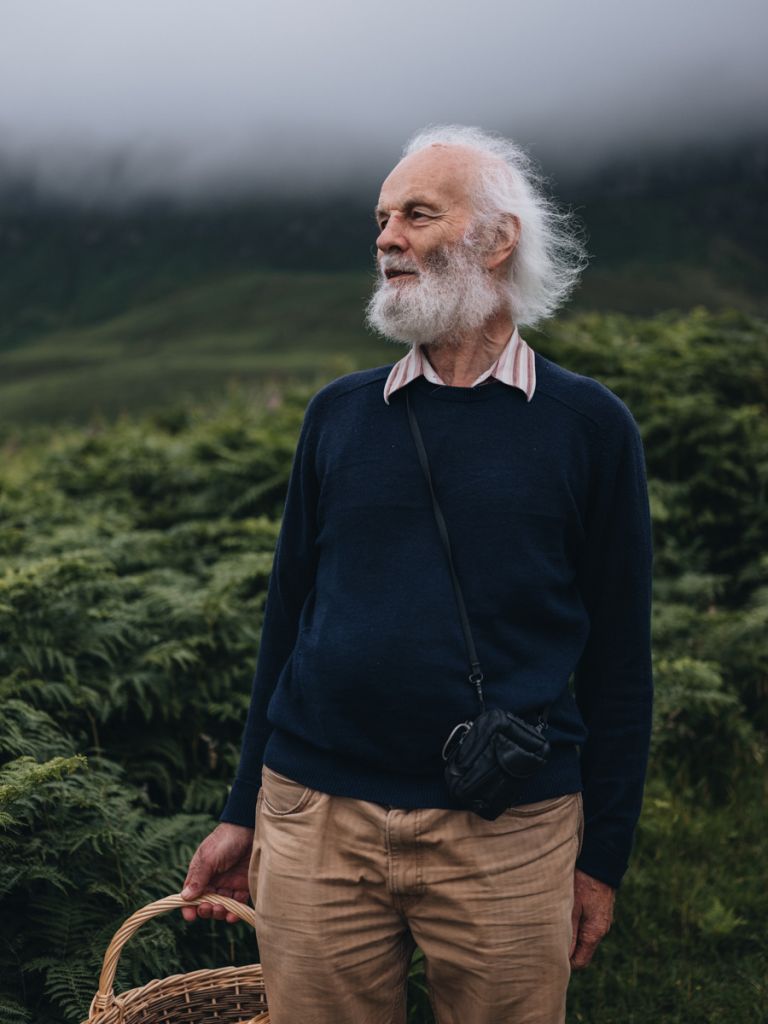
[382,327,536,404]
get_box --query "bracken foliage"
[0,309,766,1023]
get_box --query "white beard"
[365,237,506,348]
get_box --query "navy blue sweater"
[220,353,654,889]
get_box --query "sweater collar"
[382,326,536,405]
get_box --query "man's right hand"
[180,822,255,924]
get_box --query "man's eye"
[378,218,388,230]
[411,211,427,220]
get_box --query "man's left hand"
[569,868,616,970]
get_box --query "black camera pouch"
[443,708,551,820]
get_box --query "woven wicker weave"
[81,892,269,1024]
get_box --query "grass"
[565,773,768,1023]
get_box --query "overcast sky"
[0,0,766,203]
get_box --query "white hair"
[403,125,588,328]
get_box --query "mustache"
[378,254,421,277]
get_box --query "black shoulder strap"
[405,385,550,728]
[405,387,485,711]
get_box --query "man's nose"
[376,215,408,254]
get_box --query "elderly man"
[181,125,654,1024]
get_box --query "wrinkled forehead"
[377,144,485,212]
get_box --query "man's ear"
[485,214,520,271]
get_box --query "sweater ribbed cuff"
[218,777,260,829]
[576,837,628,890]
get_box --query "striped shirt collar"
[382,326,536,404]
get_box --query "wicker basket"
[81,892,269,1024]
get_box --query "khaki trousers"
[249,765,583,1024]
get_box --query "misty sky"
[0,0,766,202]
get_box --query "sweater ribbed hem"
[261,728,583,810]
[219,736,631,888]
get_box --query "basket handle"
[89,892,257,1016]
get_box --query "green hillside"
[0,270,398,426]
[2,253,766,429]
[1,141,765,429]
[1,140,765,381]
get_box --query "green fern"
[1,320,767,1022]
[0,996,33,1024]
